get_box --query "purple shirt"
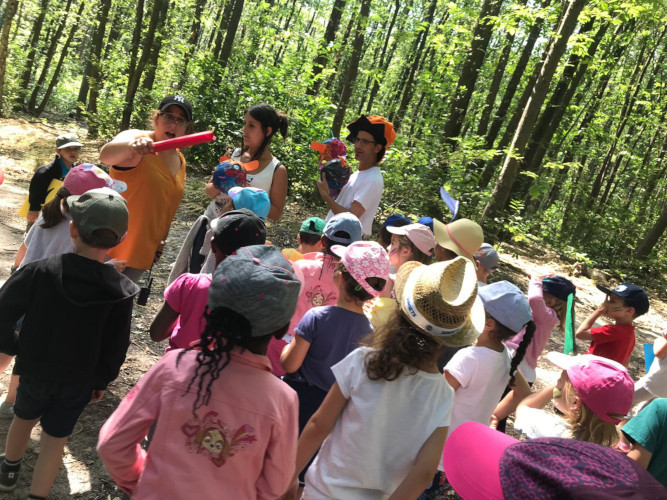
[295,306,373,391]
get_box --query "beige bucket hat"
[394,256,485,346]
[433,218,484,261]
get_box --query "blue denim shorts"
[14,376,92,438]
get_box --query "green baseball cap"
[300,217,326,236]
[68,188,128,247]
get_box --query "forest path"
[0,117,664,498]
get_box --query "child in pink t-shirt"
[149,209,266,350]
[266,212,362,376]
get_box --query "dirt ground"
[0,118,664,498]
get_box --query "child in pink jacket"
[98,245,301,499]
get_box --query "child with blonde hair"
[511,353,634,448]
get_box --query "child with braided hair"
[98,245,301,499]
[419,282,535,498]
[443,281,535,437]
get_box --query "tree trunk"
[307,0,347,95]
[120,0,163,131]
[77,0,111,117]
[392,0,437,131]
[474,3,524,139]
[213,0,233,60]
[218,0,244,70]
[27,0,74,112]
[140,0,170,94]
[481,0,588,222]
[442,0,504,147]
[482,0,550,149]
[33,1,84,115]
[18,0,49,104]
[331,0,371,136]
[366,0,407,113]
[0,0,18,116]
[635,201,667,259]
[588,30,662,203]
[177,0,206,89]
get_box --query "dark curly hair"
[488,312,536,386]
[362,307,443,381]
[178,306,288,416]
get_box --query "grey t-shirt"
[20,215,73,269]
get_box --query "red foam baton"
[152,131,216,153]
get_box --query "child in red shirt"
[575,283,649,366]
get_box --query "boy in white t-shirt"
[318,115,396,237]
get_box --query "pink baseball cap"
[546,352,634,423]
[387,223,436,255]
[330,241,390,297]
[63,163,127,196]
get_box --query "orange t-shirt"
[108,152,186,269]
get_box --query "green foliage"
[0,0,664,275]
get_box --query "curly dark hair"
[178,306,288,416]
[362,307,443,381]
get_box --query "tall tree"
[442,0,504,146]
[331,0,371,136]
[177,0,207,89]
[635,201,667,259]
[392,0,437,131]
[76,0,112,117]
[33,1,85,115]
[18,0,49,104]
[120,0,167,130]
[27,0,74,112]
[307,0,347,95]
[0,0,18,116]
[482,0,588,222]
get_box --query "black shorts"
[14,376,92,438]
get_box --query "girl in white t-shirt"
[296,256,483,500]
[444,281,535,434]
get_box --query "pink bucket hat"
[387,223,436,255]
[546,352,634,423]
[331,241,390,297]
[63,163,127,196]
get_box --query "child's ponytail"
[40,187,71,228]
[509,320,536,386]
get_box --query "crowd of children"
[0,101,664,499]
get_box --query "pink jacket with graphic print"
[97,348,298,499]
[266,252,339,376]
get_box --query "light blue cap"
[477,281,532,333]
[228,186,270,219]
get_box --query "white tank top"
[232,148,281,194]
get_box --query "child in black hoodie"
[0,187,139,498]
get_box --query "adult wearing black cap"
[99,95,194,282]
[318,115,396,238]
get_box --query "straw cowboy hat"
[394,256,484,347]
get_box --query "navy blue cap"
[417,216,434,232]
[597,283,649,316]
[542,276,576,302]
[383,214,411,228]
